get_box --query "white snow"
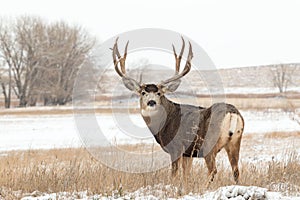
[0,115,82,151]
[0,110,299,152]
[241,110,300,133]
[200,185,300,200]
[18,185,300,200]
[0,109,299,199]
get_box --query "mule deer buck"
[112,37,244,186]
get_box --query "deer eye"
[141,91,146,96]
[157,92,161,96]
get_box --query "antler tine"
[172,36,186,73]
[179,36,185,59]
[112,38,124,77]
[119,41,129,74]
[112,37,140,86]
[161,40,193,85]
[112,37,130,76]
[181,41,193,77]
[112,37,118,64]
[124,41,129,59]
[114,38,127,74]
[114,37,121,58]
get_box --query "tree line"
[0,16,96,108]
[0,16,298,108]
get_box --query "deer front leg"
[171,155,191,195]
[171,156,182,178]
[182,156,193,188]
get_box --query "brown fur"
[112,38,244,186]
[142,95,244,185]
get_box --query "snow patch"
[1,110,300,152]
[18,185,300,200]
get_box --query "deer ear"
[122,77,141,92]
[161,80,181,93]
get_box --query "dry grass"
[1,96,300,116]
[264,131,300,139]
[0,97,300,116]
[182,97,300,111]
[0,96,299,199]
[0,145,299,199]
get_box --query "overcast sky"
[1,0,300,68]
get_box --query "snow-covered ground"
[0,110,299,152]
[0,109,299,199]
[0,109,299,167]
[17,185,300,200]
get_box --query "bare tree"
[36,21,95,105]
[270,64,296,93]
[0,65,11,108]
[14,16,45,106]
[0,19,19,108]
[0,16,96,107]
[0,17,45,107]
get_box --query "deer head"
[112,37,193,115]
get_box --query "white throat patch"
[141,108,159,117]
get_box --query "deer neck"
[141,96,177,135]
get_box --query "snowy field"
[18,185,300,200]
[0,110,299,152]
[0,109,300,166]
[1,109,300,200]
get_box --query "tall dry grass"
[0,146,299,199]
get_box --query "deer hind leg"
[224,143,240,184]
[204,152,217,187]
[225,136,242,184]
[224,116,243,184]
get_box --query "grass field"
[0,94,299,199]
[0,133,299,199]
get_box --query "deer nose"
[147,100,156,107]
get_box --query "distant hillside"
[97,63,300,96]
[1,63,300,108]
[218,64,300,88]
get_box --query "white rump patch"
[229,114,238,134]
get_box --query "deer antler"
[113,37,128,77]
[112,37,140,85]
[172,36,185,74]
[161,37,193,85]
